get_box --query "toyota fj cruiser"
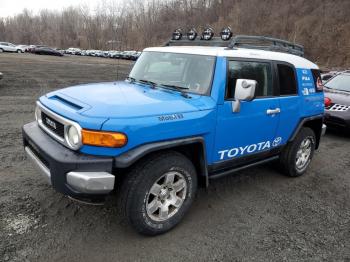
[22,28,326,235]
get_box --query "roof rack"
[229,35,304,57]
[165,35,304,57]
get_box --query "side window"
[226,61,273,99]
[277,64,297,95]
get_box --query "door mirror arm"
[232,100,241,113]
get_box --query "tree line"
[0,0,349,68]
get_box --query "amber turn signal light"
[82,129,127,148]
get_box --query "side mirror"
[232,79,257,113]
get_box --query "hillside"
[0,0,349,68]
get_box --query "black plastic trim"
[208,146,282,175]
[289,115,323,141]
[209,155,279,180]
[288,114,324,149]
[114,137,209,186]
[22,121,113,199]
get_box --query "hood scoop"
[50,95,83,110]
[47,93,91,113]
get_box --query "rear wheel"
[280,127,316,177]
[0,48,3,53]
[17,49,22,53]
[119,151,197,235]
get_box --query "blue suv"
[22,31,326,235]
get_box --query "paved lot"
[0,53,349,262]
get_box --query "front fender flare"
[114,137,209,186]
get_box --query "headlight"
[66,125,81,149]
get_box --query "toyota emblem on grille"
[45,117,57,129]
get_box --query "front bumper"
[22,121,115,199]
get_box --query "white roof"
[144,46,318,69]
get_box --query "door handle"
[266,108,281,115]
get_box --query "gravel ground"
[0,53,349,262]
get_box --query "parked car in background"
[86,50,97,56]
[0,42,23,53]
[321,71,339,83]
[28,45,37,53]
[33,46,64,56]
[65,48,81,55]
[131,51,142,61]
[16,45,29,52]
[28,45,48,53]
[324,71,350,131]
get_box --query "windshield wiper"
[125,76,136,83]
[160,84,189,90]
[126,77,157,89]
[138,79,157,89]
[158,84,191,98]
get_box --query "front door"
[213,59,281,165]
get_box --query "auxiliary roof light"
[187,28,198,41]
[172,28,183,40]
[220,26,233,41]
[201,27,214,41]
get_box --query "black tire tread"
[118,150,197,235]
[280,127,316,177]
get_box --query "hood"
[41,81,215,119]
[324,88,350,106]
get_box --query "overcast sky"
[0,0,103,17]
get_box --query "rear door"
[213,59,281,167]
[273,62,301,144]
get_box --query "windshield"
[129,51,216,95]
[325,74,350,92]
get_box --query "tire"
[280,127,316,177]
[17,49,21,53]
[119,151,197,235]
[0,48,3,53]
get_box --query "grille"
[326,103,350,112]
[41,111,65,138]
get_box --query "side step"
[209,156,279,180]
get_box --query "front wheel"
[280,127,316,177]
[119,151,197,235]
[17,49,22,53]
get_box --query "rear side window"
[227,61,273,99]
[277,64,297,95]
[311,69,323,92]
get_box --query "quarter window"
[277,64,297,95]
[227,61,273,99]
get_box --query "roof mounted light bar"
[166,27,305,57]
